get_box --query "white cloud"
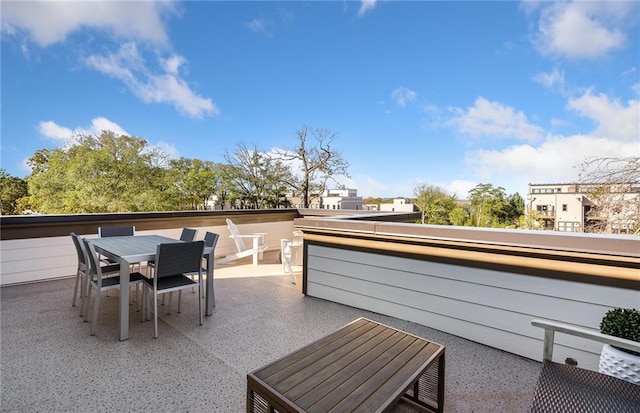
[1,1,176,47]
[533,68,565,90]
[460,89,638,195]
[3,2,215,119]
[533,1,635,59]
[149,141,180,161]
[37,121,74,142]
[567,90,639,142]
[37,117,130,146]
[162,55,186,76]
[454,97,544,142]
[445,180,478,200]
[465,134,639,195]
[245,18,267,34]
[344,174,412,199]
[358,0,377,17]
[391,87,417,108]
[85,43,218,118]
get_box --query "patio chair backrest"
[204,232,219,249]
[70,232,87,268]
[226,219,247,251]
[180,227,197,242]
[82,239,104,281]
[98,226,135,237]
[154,241,204,280]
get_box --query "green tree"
[505,192,525,227]
[27,131,168,213]
[449,205,471,226]
[468,183,509,227]
[213,164,238,209]
[0,169,29,215]
[223,143,294,209]
[413,183,457,225]
[270,126,350,208]
[167,158,220,210]
[518,209,544,230]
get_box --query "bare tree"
[270,126,350,208]
[578,156,640,234]
[223,143,293,209]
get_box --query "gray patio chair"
[146,227,198,274]
[82,238,146,336]
[98,226,135,237]
[141,241,205,338]
[146,228,199,308]
[70,232,120,317]
[164,231,219,313]
[530,319,640,412]
[191,231,218,285]
[97,225,138,294]
[98,225,135,263]
[70,232,89,312]
[180,227,198,242]
[193,231,219,296]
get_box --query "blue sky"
[2,1,639,199]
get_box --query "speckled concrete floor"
[1,257,540,412]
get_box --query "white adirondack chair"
[218,219,267,266]
[281,231,303,284]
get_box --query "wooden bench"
[247,318,445,413]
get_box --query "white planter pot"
[599,343,640,385]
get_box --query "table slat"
[301,335,417,412]
[256,318,373,379]
[351,342,443,413]
[283,328,403,401]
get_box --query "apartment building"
[527,182,639,233]
[380,198,417,212]
[321,188,363,210]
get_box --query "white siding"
[306,244,639,371]
[0,221,294,286]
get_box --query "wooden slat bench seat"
[247,318,445,413]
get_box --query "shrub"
[600,307,640,356]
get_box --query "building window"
[562,204,567,212]
[558,221,580,232]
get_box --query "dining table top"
[88,234,182,264]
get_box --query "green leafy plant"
[600,307,640,356]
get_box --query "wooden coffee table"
[247,318,445,413]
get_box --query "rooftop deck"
[1,251,541,412]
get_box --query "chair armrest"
[531,319,640,361]
[235,234,264,239]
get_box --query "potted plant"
[599,307,640,384]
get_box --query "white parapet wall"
[297,219,640,371]
[305,244,639,371]
[0,221,294,286]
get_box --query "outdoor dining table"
[88,234,215,341]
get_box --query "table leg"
[205,252,214,315]
[119,258,130,341]
[252,237,259,266]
